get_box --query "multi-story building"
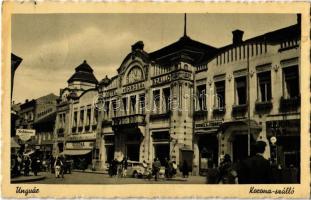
[55,16,300,177]
[54,60,99,169]
[96,16,300,175]
[14,93,58,156]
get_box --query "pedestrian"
[23,156,30,176]
[54,157,63,178]
[123,157,128,177]
[31,156,39,176]
[238,141,272,184]
[181,160,189,178]
[217,154,238,184]
[50,156,55,174]
[152,158,161,181]
[172,161,177,176]
[59,155,65,178]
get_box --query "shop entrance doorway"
[126,144,140,161]
[154,144,170,165]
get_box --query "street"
[28,172,206,184]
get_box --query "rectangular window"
[197,84,206,111]
[79,110,84,127]
[283,65,299,98]
[86,108,91,126]
[257,71,272,102]
[122,97,128,115]
[235,76,247,105]
[215,81,226,108]
[153,90,160,113]
[73,111,77,127]
[139,94,145,114]
[163,87,171,113]
[130,95,136,115]
[93,109,98,124]
[104,101,110,118]
[112,100,117,117]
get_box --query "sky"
[12,13,297,103]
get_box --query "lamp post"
[270,121,279,166]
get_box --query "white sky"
[12,13,297,103]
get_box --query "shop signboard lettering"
[67,132,96,141]
[122,82,144,93]
[66,142,94,149]
[16,129,36,141]
[152,71,192,86]
[195,120,222,129]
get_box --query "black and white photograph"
[4,3,310,198]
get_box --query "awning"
[195,128,218,135]
[11,138,20,148]
[218,119,262,132]
[60,149,92,156]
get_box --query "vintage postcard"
[2,2,310,199]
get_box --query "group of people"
[108,157,128,177]
[207,141,275,184]
[11,153,41,178]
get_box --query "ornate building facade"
[55,16,301,175]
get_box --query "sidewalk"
[11,174,46,183]
[73,169,205,182]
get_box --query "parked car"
[126,160,146,178]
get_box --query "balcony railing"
[212,107,226,116]
[92,124,97,130]
[112,114,146,127]
[194,110,208,119]
[57,128,64,134]
[279,96,300,112]
[72,127,77,133]
[102,120,112,126]
[85,125,90,132]
[150,110,171,120]
[78,126,83,132]
[232,104,248,118]
[255,101,273,113]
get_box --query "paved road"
[32,172,206,184]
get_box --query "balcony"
[112,114,146,127]
[194,110,208,119]
[150,111,171,120]
[92,124,97,130]
[85,125,90,132]
[212,107,226,116]
[102,120,112,126]
[78,126,83,132]
[57,128,64,134]
[255,101,273,113]
[232,104,248,118]
[279,96,300,112]
[72,127,77,133]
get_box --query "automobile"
[126,160,146,178]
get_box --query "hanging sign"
[16,129,36,141]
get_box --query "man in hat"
[238,140,272,184]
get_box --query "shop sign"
[67,132,96,141]
[195,120,222,129]
[103,89,117,98]
[66,142,94,149]
[16,129,36,141]
[152,71,192,86]
[122,82,144,93]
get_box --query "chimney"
[232,29,244,45]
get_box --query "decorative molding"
[227,74,232,82]
[273,64,280,72]
[280,57,299,68]
[213,73,226,82]
[233,69,247,77]
[256,63,272,72]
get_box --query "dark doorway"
[198,134,218,175]
[232,134,249,162]
[106,145,114,163]
[154,144,170,165]
[126,144,140,161]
